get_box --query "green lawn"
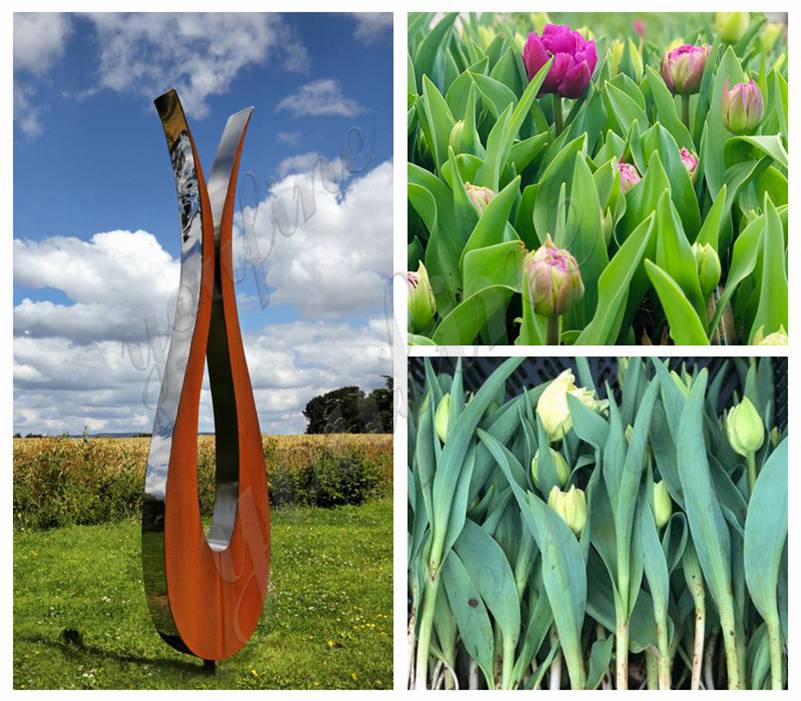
[13,501,392,690]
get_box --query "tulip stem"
[547,315,560,345]
[414,575,440,689]
[747,452,757,493]
[767,614,784,690]
[615,612,629,689]
[681,94,691,131]
[645,651,658,689]
[553,96,564,136]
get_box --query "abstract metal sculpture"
[142,89,270,661]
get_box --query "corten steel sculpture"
[142,89,270,662]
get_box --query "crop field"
[13,434,392,530]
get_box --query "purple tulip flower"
[523,24,598,99]
[523,234,585,319]
[660,44,710,95]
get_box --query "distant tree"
[362,375,393,433]
[303,378,394,434]
[303,386,366,434]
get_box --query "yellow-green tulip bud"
[408,262,436,333]
[669,370,691,398]
[449,120,465,152]
[754,324,788,345]
[434,393,450,443]
[531,448,569,489]
[692,242,722,301]
[529,12,551,34]
[760,21,784,53]
[601,208,615,246]
[548,485,587,536]
[608,39,624,75]
[477,26,496,50]
[726,397,765,457]
[716,12,750,44]
[624,38,644,83]
[770,426,780,447]
[536,369,608,442]
[653,481,672,530]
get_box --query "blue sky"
[13,12,394,435]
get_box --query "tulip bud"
[477,26,496,50]
[548,485,587,536]
[601,207,615,246]
[721,80,764,134]
[661,44,710,95]
[449,120,465,152]
[669,370,691,398]
[652,481,672,530]
[692,242,721,301]
[754,324,788,345]
[408,262,436,332]
[617,161,641,193]
[523,235,585,319]
[536,369,608,442]
[716,12,749,43]
[608,39,624,75]
[464,181,496,215]
[621,38,644,83]
[680,147,699,183]
[760,21,784,53]
[633,19,645,38]
[726,397,765,457]
[434,393,450,443]
[529,13,551,34]
[770,426,780,447]
[531,448,570,489]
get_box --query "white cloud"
[277,130,302,145]
[13,13,72,74]
[236,160,393,318]
[276,79,362,118]
[13,318,391,436]
[14,230,179,343]
[14,84,43,138]
[276,151,346,180]
[352,13,392,43]
[13,13,73,137]
[86,13,311,118]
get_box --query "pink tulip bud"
[721,80,764,134]
[523,234,585,318]
[680,147,699,182]
[464,182,496,214]
[660,44,710,95]
[522,24,598,99]
[617,161,641,193]
[633,19,645,38]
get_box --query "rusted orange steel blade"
[142,89,270,661]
